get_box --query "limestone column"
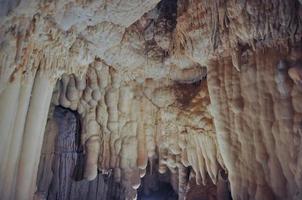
[0,71,36,200]
[0,71,22,196]
[15,70,56,200]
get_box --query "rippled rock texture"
[208,47,302,200]
[0,0,302,200]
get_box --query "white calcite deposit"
[0,0,302,200]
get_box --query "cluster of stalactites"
[52,61,223,199]
[173,0,302,71]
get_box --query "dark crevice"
[137,159,178,200]
[36,106,125,200]
[156,0,178,32]
[143,0,178,61]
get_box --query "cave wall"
[0,0,301,200]
[208,47,302,200]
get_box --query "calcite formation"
[0,0,301,200]
[45,61,219,199]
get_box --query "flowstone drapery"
[0,0,301,200]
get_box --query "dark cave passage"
[35,106,125,200]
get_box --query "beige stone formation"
[0,0,301,200]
